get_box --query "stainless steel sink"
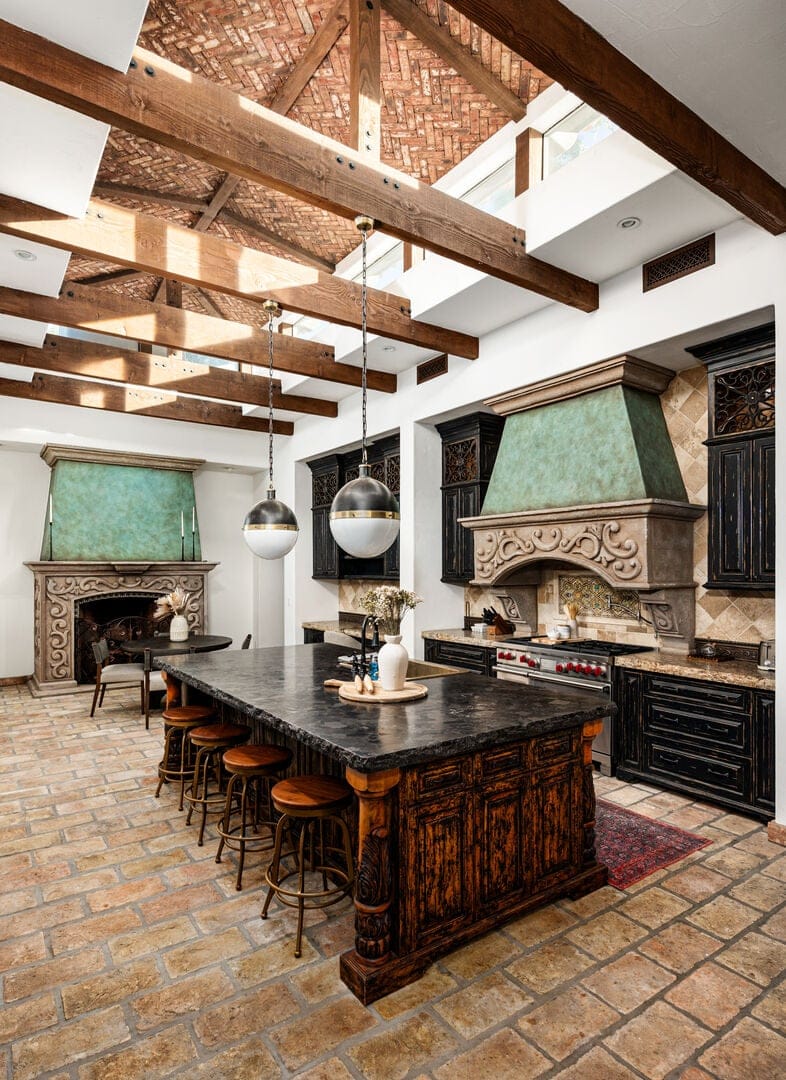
[404,659,463,679]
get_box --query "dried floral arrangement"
[154,587,190,621]
[360,585,423,636]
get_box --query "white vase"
[378,634,408,691]
[169,614,189,642]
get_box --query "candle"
[48,494,53,525]
[180,511,184,538]
[192,506,195,533]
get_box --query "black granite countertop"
[158,644,611,772]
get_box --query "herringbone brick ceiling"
[78,0,551,315]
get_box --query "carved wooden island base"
[341,719,605,1003]
[157,645,610,1004]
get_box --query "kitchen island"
[158,643,611,1003]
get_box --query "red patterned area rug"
[596,799,713,889]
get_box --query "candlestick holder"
[48,521,53,561]
[180,535,185,561]
[191,534,195,561]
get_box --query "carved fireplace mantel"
[26,561,217,694]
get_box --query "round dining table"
[119,634,233,657]
[119,635,233,706]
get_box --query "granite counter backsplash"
[421,629,501,650]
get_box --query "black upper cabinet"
[687,323,775,591]
[308,437,400,581]
[436,414,505,584]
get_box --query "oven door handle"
[524,670,610,694]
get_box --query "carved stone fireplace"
[26,561,217,694]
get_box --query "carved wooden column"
[581,718,603,869]
[340,766,401,1003]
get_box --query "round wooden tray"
[337,681,428,703]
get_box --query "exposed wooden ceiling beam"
[350,0,381,158]
[0,194,478,357]
[220,210,336,273]
[268,0,350,115]
[0,371,294,434]
[73,267,141,286]
[446,0,786,234]
[0,283,398,392]
[0,20,598,309]
[92,186,335,273]
[0,335,338,417]
[381,0,525,121]
[194,173,240,233]
[93,181,208,212]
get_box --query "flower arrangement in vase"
[360,585,423,691]
[155,587,191,641]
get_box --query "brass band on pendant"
[330,510,400,520]
[243,523,299,530]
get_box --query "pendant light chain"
[360,225,368,467]
[267,304,275,492]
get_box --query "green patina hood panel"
[41,461,202,561]
[480,385,686,515]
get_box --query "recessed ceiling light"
[13,248,37,261]
[617,217,641,231]
[382,345,396,352]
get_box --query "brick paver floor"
[0,684,784,1078]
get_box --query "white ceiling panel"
[0,84,109,217]
[563,0,786,185]
[0,314,46,347]
[0,0,149,71]
[0,232,69,296]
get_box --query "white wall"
[193,466,257,650]
[0,447,50,677]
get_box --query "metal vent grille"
[417,353,448,384]
[643,234,715,292]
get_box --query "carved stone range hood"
[460,357,705,652]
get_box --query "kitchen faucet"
[359,615,379,674]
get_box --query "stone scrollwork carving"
[28,563,215,689]
[475,521,641,584]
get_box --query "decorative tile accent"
[559,574,640,619]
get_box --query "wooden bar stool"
[215,744,293,890]
[155,705,217,810]
[184,723,251,845]
[261,775,355,957]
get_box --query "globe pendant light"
[330,216,400,558]
[242,300,299,559]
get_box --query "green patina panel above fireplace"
[41,460,202,561]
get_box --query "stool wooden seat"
[215,744,293,891]
[155,705,216,810]
[261,774,355,957]
[184,723,251,845]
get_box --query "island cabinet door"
[400,787,476,953]
[475,775,531,917]
[529,761,583,894]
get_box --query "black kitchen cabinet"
[308,455,341,580]
[436,414,505,584]
[424,637,495,677]
[687,323,775,591]
[614,668,775,821]
[308,437,399,581]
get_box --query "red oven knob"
[582,664,593,675]
[519,654,528,663]
[593,665,603,677]
[566,662,574,671]
[556,662,564,673]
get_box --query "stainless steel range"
[494,638,654,774]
